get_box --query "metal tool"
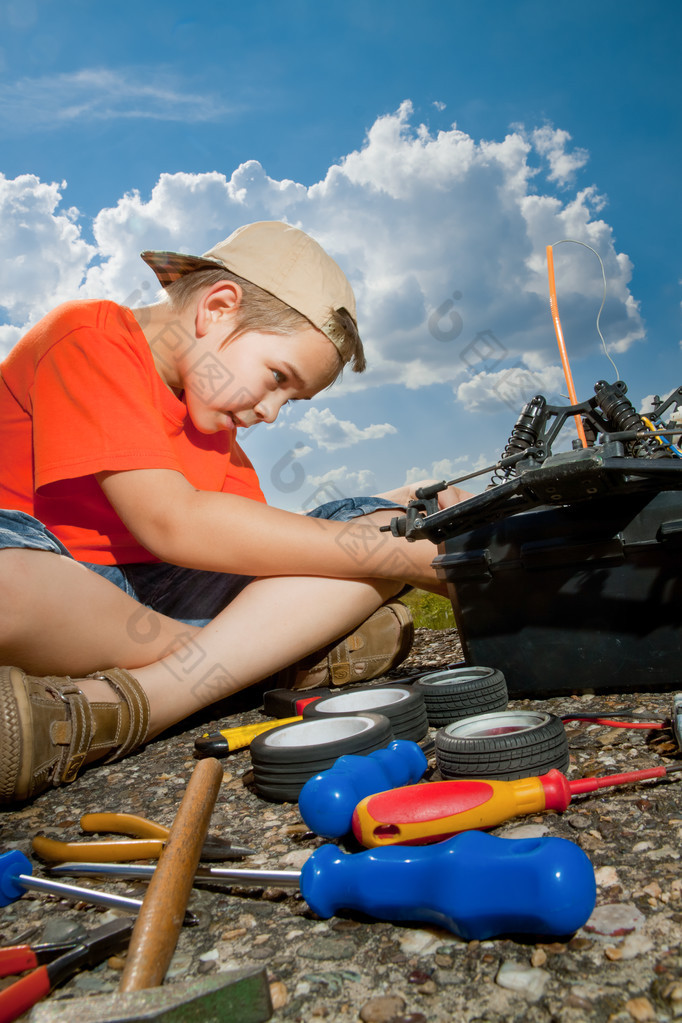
[0,849,198,925]
[46,830,596,941]
[671,694,682,750]
[298,739,428,838]
[32,811,254,863]
[195,716,302,757]
[351,763,682,847]
[119,757,224,992]
[0,918,133,1023]
[28,967,273,1023]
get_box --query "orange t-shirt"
[0,300,266,564]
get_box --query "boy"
[0,221,468,804]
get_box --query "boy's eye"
[272,370,286,385]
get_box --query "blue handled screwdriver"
[48,830,596,941]
[298,739,428,839]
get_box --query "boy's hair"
[163,267,365,373]
[141,221,366,373]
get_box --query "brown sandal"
[274,598,414,692]
[0,666,149,804]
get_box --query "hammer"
[118,756,223,992]
[25,757,274,1021]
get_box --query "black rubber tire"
[435,710,569,780]
[412,666,508,726]
[250,713,394,802]
[301,685,428,742]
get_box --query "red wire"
[561,716,664,730]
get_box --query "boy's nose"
[254,396,284,424]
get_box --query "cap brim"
[140,251,227,288]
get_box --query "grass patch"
[399,588,455,630]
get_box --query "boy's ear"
[195,281,242,336]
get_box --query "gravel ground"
[1,627,681,1023]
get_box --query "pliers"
[31,812,255,864]
[0,917,133,1023]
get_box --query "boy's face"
[183,325,341,435]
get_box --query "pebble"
[500,823,549,840]
[583,903,646,936]
[609,932,655,960]
[296,937,357,960]
[595,865,620,887]
[199,948,219,961]
[495,960,550,1001]
[269,980,288,1009]
[359,995,406,1022]
[280,848,313,869]
[648,844,680,861]
[398,929,444,955]
[625,995,657,1021]
[166,951,193,978]
[567,813,593,830]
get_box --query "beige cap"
[140,221,358,360]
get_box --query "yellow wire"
[641,416,664,446]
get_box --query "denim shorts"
[0,498,403,627]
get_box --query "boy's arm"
[374,480,473,508]
[96,467,439,588]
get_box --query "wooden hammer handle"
[119,757,224,991]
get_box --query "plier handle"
[32,813,254,863]
[0,918,133,1023]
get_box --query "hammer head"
[29,966,273,1023]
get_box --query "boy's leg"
[1,505,443,801]
[0,548,200,676]
[1,570,401,802]
[132,573,403,737]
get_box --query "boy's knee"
[0,548,56,641]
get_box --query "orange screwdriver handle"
[351,771,574,848]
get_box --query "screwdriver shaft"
[49,862,301,887]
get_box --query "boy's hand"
[374,480,472,510]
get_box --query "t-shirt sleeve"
[221,440,268,503]
[32,326,181,491]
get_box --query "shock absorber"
[594,380,662,457]
[492,395,546,484]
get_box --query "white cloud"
[403,453,492,495]
[0,68,231,132]
[456,362,568,414]
[0,102,644,390]
[0,173,95,325]
[306,466,377,496]
[531,126,589,186]
[404,456,468,485]
[295,408,397,451]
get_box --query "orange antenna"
[546,244,588,448]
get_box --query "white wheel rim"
[420,668,493,687]
[264,715,377,748]
[312,688,409,713]
[443,711,548,739]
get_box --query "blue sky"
[2,0,680,510]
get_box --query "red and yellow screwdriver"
[351,764,682,847]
